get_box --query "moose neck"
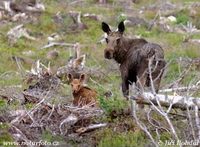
[113,37,148,64]
[113,37,132,64]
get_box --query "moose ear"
[68,73,73,81]
[79,74,85,83]
[118,21,125,33]
[102,22,111,34]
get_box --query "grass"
[0,123,14,147]
[98,128,147,147]
[176,10,190,25]
[0,100,13,146]
[99,94,128,114]
[41,130,64,143]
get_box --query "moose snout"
[104,49,114,59]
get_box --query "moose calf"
[102,21,166,97]
[68,73,97,107]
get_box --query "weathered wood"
[76,123,107,134]
[7,24,36,44]
[159,85,200,93]
[40,42,75,49]
[131,92,200,110]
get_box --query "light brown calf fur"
[68,73,97,107]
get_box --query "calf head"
[101,21,125,59]
[68,73,85,93]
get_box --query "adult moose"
[101,21,166,98]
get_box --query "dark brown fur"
[102,21,166,97]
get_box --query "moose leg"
[136,68,147,94]
[154,78,161,93]
[122,79,129,98]
[152,61,166,93]
[120,66,130,98]
[135,73,147,109]
[152,69,164,93]
[136,75,147,94]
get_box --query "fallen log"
[131,92,200,110]
[160,85,200,93]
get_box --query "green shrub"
[176,10,189,25]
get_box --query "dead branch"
[150,58,178,140]
[186,39,200,45]
[194,105,200,139]
[131,99,158,147]
[83,13,100,21]
[69,11,88,31]
[10,110,26,124]
[64,105,103,116]
[11,125,31,146]
[186,106,196,140]
[148,10,160,31]
[69,0,85,5]
[60,114,78,135]
[76,123,107,134]
[7,24,36,44]
[40,42,75,49]
[147,109,170,134]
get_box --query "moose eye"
[105,38,109,43]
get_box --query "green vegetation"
[176,10,190,25]
[0,100,7,111]
[98,129,147,147]
[99,94,128,114]
[41,131,64,143]
[0,123,13,147]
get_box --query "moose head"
[101,21,125,59]
[68,73,86,94]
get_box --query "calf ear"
[102,22,111,34]
[68,73,73,81]
[118,21,125,33]
[79,74,86,83]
